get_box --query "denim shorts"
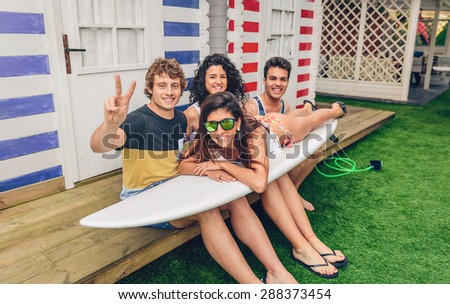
[120,177,177,230]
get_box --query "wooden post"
[444,13,450,56]
[402,0,421,101]
[424,0,441,90]
[354,0,368,82]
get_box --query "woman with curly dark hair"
[184,53,248,139]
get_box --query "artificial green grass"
[119,89,450,284]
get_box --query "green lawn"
[119,89,450,284]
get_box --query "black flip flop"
[290,254,338,279]
[335,101,347,118]
[328,101,347,143]
[320,250,348,268]
[303,99,318,111]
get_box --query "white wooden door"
[60,0,163,181]
[261,0,297,103]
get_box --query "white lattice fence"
[319,0,413,83]
[319,0,361,80]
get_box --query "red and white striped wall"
[226,0,320,107]
[296,0,317,106]
[227,0,261,96]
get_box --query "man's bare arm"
[90,75,136,153]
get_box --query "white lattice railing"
[319,0,412,83]
[327,55,356,79]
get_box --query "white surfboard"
[80,120,337,228]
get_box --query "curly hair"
[184,92,262,169]
[144,57,187,99]
[263,56,292,79]
[189,53,248,106]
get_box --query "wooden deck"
[0,104,395,284]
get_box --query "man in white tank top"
[243,57,319,211]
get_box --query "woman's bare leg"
[222,198,298,284]
[171,208,262,284]
[274,102,345,142]
[287,150,323,211]
[291,150,323,188]
[287,161,315,211]
[286,104,313,117]
[275,174,346,264]
[260,181,337,276]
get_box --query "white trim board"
[0,0,43,13]
[0,149,62,180]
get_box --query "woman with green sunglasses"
[180,92,347,280]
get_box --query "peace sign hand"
[104,74,137,125]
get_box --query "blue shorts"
[120,177,178,230]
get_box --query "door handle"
[62,34,85,74]
[65,48,86,52]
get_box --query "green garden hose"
[315,157,380,178]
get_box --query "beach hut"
[0,0,321,207]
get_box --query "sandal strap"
[336,101,347,118]
[320,250,337,257]
[303,100,318,111]
[304,256,329,268]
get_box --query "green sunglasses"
[204,118,237,132]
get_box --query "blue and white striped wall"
[0,3,63,193]
[162,0,209,108]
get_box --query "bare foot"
[306,235,346,265]
[299,194,315,211]
[292,244,337,276]
[265,269,299,284]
